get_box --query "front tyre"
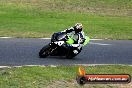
[39,44,51,58]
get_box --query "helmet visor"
[76,28,82,33]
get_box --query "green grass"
[0,0,132,39]
[0,65,132,88]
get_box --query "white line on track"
[90,39,103,40]
[39,38,111,45]
[0,64,131,68]
[39,38,103,40]
[0,65,55,68]
[89,42,111,46]
[0,66,9,68]
[74,64,132,66]
[0,37,111,46]
[0,37,103,41]
[0,37,12,38]
[39,38,51,39]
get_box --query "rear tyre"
[66,48,82,59]
[66,49,75,59]
[39,44,51,58]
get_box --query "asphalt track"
[0,38,132,66]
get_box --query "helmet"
[74,23,83,33]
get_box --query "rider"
[62,23,86,45]
[61,23,87,54]
[51,23,89,55]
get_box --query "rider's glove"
[78,44,83,50]
[63,35,69,41]
[79,38,85,44]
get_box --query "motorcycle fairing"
[83,36,90,46]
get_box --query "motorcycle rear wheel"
[66,50,76,59]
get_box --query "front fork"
[48,43,58,55]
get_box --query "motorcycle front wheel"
[39,44,51,58]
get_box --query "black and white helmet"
[74,23,83,33]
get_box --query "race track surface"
[0,38,132,66]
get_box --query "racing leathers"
[59,27,86,54]
[62,27,86,45]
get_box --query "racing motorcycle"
[39,32,90,59]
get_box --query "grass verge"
[0,65,132,88]
[0,0,132,39]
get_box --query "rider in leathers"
[61,23,86,54]
[62,23,85,44]
[51,23,87,54]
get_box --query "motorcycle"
[39,32,90,59]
